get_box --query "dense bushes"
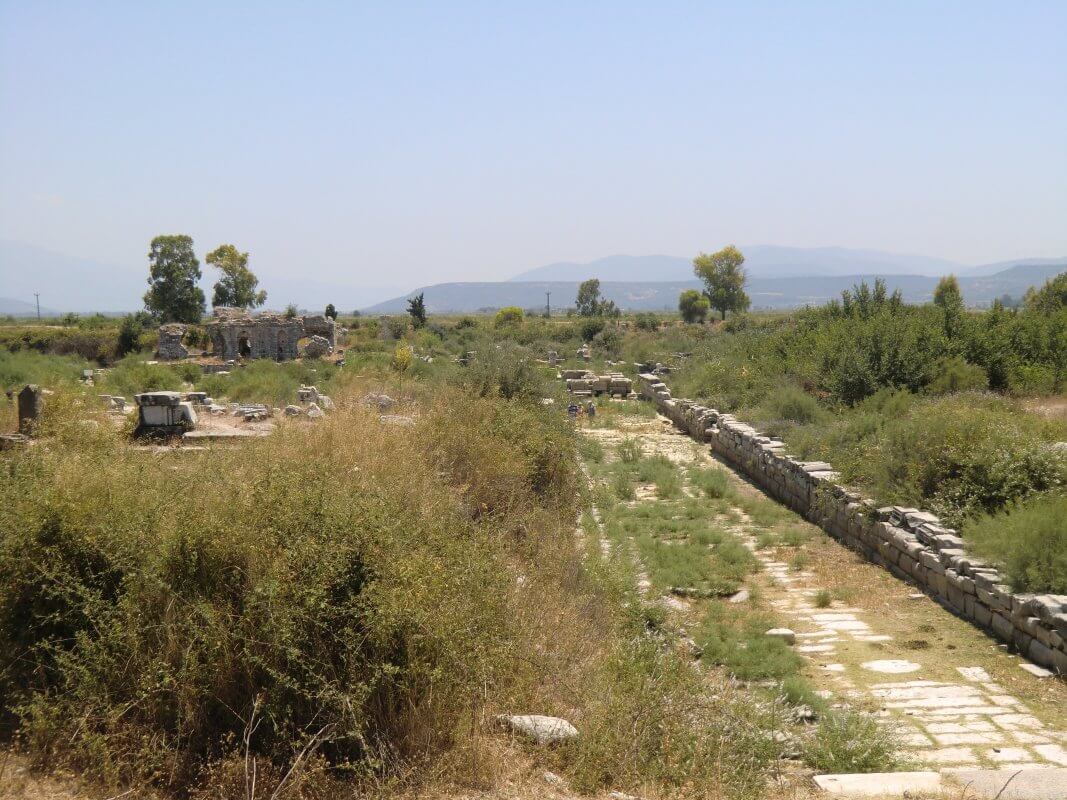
[674,277,1067,408]
[965,493,1067,592]
[0,387,581,792]
[0,325,120,362]
[769,391,1067,527]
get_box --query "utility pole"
[545,291,551,318]
[34,293,40,320]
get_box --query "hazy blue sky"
[2,1,1065,294]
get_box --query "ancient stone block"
[990,612,1014,641]
[17,384,41,434]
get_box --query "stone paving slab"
[753,540,1067,770]
[944,767,1067,799]
[813,771,943,796]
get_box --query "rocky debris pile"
[495,714,578,745]
[232,403,271,421]
[302,335,332,359]
[635,372,1067,676]
[296,385,333,412]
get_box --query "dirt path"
[581,410,1067,773]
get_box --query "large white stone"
[765,628,796,645]
[496,714,578,745]
[861,659,922,674]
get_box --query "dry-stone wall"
[636,373,1067,675]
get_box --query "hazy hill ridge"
[366,262,1067,314]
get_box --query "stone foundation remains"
[636,373,1067,675]
[563,370,633,397]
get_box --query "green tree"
[576,278,603,317]
[284,303,299,319]
[599,299,621,319]
[207,244,266,309]
[1024,272,1067,313]
[144,235,206,323]
[693,245,750,321]
[678,288,711,323]
[325,303,338,320]
[407,293,427,328]
[116,314,146,357]
[494,306,524,327]
[933,274,965,337]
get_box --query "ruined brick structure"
[202,308,336,361]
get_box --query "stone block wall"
[636,373,1067,675]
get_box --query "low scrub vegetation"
[965,492,1067,593]
[0,385,594,795]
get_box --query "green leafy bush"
[965,492,1067,592]
[926,355,988,395]
[688,465,732,498]
[755,385,828,426]
[803,710,901,773]
[616,438,642,464]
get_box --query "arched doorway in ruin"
[237,334,252,358]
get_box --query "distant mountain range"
[365,261,1067,314]
[507,248,1067,283]
[2,239,1064,316]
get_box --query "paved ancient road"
[582,412,1067,773]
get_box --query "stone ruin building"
[157,308,337,361]
[157,323,190,360]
